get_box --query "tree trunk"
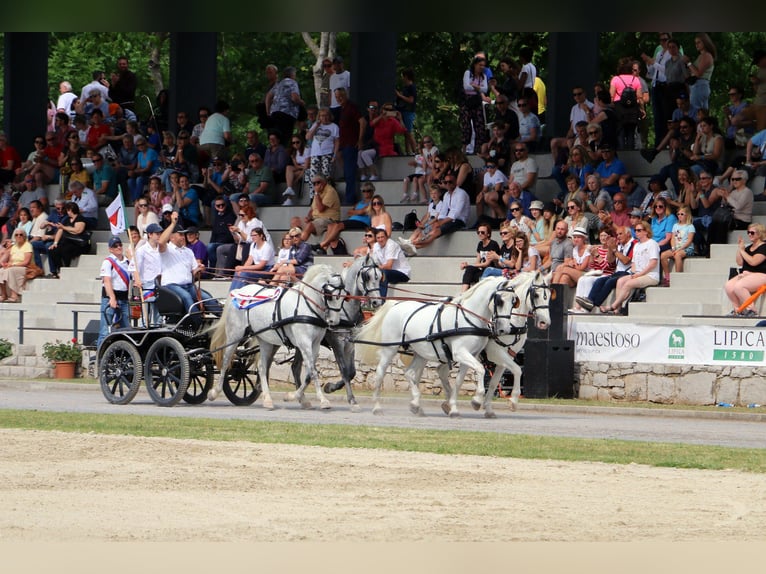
[148,32,168,97]
[302,32,336,106]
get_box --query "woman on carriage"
[271,226,313,283]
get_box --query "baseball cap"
[598,143,613,152]
[145,223,163,234]
[161,204,174,214]
[629,208,643,217]
[108,236,123,248]
[332,56,343,64]
[184,226,199,235]
[530,200,544,211]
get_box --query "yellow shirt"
[10,241,33,266]
[310,184,341,221]
[534,76,547,116]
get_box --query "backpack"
[619,76,637,108]
[403,210,419,231]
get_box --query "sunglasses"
[291,140,301,144]
[747,230,757,236]
[371,201,382,205]
[289,234,301,239]
[572,91,584,96]
[499,231,510,236]
[13,233,24,237]
[510,207,521,212]
[444,180,455,184]
[587,131,599,135]
[137,203,148,207]
[364,233,374,238]
[635,227,646,231]
[477,230,487,235]
[34,139,45,144]
[660,37,669,41]
[486,165,496,169]
[311,180,324,185]
[423,140,433,144]
[215,203,225,208]
[656,204,665,209]
[732,177,743,181]
[567,206,577,210]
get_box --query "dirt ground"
[1,429,765,542]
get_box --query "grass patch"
[1,409,764,473]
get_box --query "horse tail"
[209,301,231,368]
[355,300,395,365]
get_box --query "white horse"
[208,264,345,410]
[291,255,383,410]
[356,274,530,417]
[462,270,551,413]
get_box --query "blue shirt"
[137,148,159,175]
[651,213,677,245]
[92,163,117,199]
[348,200,371,225]
[595,158,627,196]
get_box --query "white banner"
[105,191,126,236]
[569,321,766,366]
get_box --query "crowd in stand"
[3,37,766,318]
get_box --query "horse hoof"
[448,410,461,418]
[471,398,482,411]
[207,389,218,401]
[409,403,420,415]
[322,383,334,394]
[350,404,361,413]
[484,410,497,419]
[509,398,518,412]
[263,399,274,410]
[441,401,451,416]
[320,400,331,410]
[300,400,312,409]
[286,391,296,401]
[372,405,383,416]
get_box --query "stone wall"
[576,362,766,406]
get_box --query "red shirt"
[0,145,21,171]
[86,123,112,150]
[337,101,362,147]
[373,117,407,157]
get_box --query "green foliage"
[41,339,83,363]
[0,337,12,361]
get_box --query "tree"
[301,32,337,106]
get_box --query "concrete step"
[669,272,725,290]
[644,287,723,304]
[627,300,723,317]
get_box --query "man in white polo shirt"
[158,211,220,326]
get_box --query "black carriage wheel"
[99,340,143,405]
[184,355,214,404]
[223,349,261,406]
[144,337,190,407]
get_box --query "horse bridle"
[356,261,383,300]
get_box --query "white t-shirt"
[199,112,231,146]
[136,242,162,288]
[510,157,538,192]
[632,239,660,282]
[483,169,508,189]
[248,241,275,268]
[100,255,131,293]
[329,70,351,107]
[372,240,411,278]
[310,122,339,157]
[57,92,78,119]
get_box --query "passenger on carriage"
[158,211,221,327]
[134,223,163,326]
[97,236,132,349]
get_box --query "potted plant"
[42,339,83,379]
[361,302,376,322]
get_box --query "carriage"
[97,260,379,409]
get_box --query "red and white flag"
[106,190,127,236]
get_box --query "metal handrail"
[13,309,99,346]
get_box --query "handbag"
[464,93,482,110]
[685,75,698,86]
[63,230,92,247]
[712,203,735,230]
[25,263,44,280]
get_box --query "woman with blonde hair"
[660,207,696,285]
[0,228,33,302]
[724,223,766,317]
[369,194,393,236]
[270,226,313,283]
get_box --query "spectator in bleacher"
[552,225,590,288]
[508,142,538,200]
[394,68,418,156]
[319,59,333,109]
[32,198,65,273]
[243,130,267,164]
[602,221,660,315]
[305,107,339,199]
[91,152,118,207]
[608,192,631,228]
[236,153,275,208]
[552,126,592,198]
[263,130,289,185]
[264,66,304,148]
[667,166,696,213]
[531,201,559,264]
[371,102,407,159]
[230,227,275,290]
[316,183,373,255]
[516,97,540,152]
[372,227,410,298]
[650,198,677,254]
[199,100,233,162]
[550,86,595,166]
[47,201,90,278]
[593,144,626,197]
[52,112,76,149]
[299,174,340,252]
[571,228,617,312]
[689,170,718,256]
[542,220,573,274]
[444,147,475,200]
[576,225,637,313]
[0,228,33,303]
[491,95,520,144]
[411,174,470,250]
[481,223,516,279]
[173,174,201,229]
[690,116,724,177]
[722,85,753,150]
[27,200,48,264]
[584,173,613,214]
[132,136,159,204]
[660,207,695,286]
[270,226,313,284]
[329,57,351,123]
[458,56,491,155]
[491,58,520,107]
[707,169,754,245]
[399,184,446,255]
[459,222,501,291]
[656,115,696,193]
[113,133,137,195]
[553,147,593,213]
[682,33,716,112]
[206,198,236,278]
[479,122,512,175]
[68,180,98,230]
[583,122,604,165]
[28,132,62,189]
[357,100,380,185]
[134,195,159,237]
[610,56,644,151]
[590,91,619,151]
[507,200,534,237]
[18,135,47,179]
[191,107,210,146]
[16,177,47,212]
[563,197,590,240]
[618,174,647,211]
[334,87,363,205]
[283,132,310,206]
[639,174,672,219]
[420,134,440,195]
[724,222,766,317]
[345,227,376,260]
[475,159,508,223]
[184,227,208,269]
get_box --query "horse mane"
[452,275,505,305]
[300,263,334,287]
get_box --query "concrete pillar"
[351,33,398,108]
[169,33,218,134]
[3,33,49,159]
[546,33,600,144]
